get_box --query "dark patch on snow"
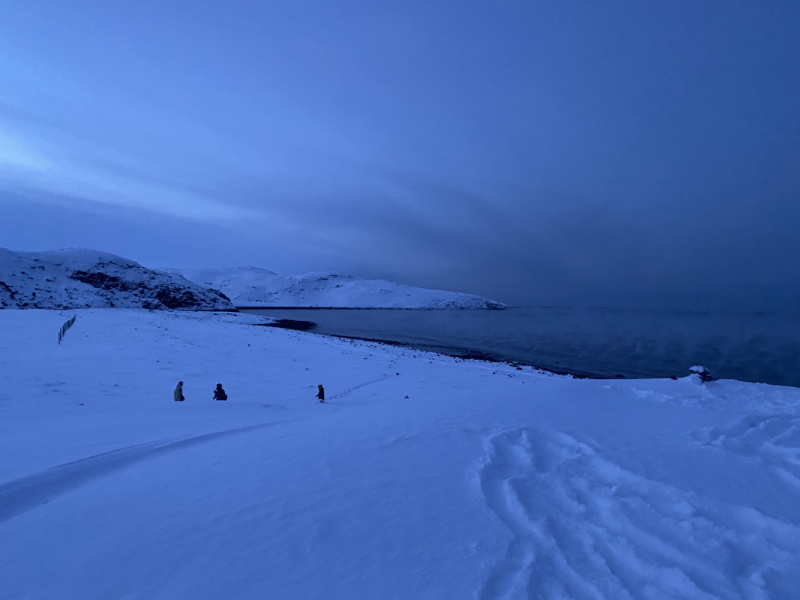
[154,287,206,309]
[258,319,317,331]
[69,268,229,310]
[0,281,17,299]
[70,271,131,290]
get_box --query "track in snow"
[328,374,394,401]
[694,415,800,492]
[0,422,278,523]
[478,427,800,600]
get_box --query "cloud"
[2,1,799,309]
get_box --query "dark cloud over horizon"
[1,1,799,309]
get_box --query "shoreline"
[242,307,800,388]
[321,333,594,379]
[236,305,507,310]
[256,317,596,380]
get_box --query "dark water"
[242,307,800,387]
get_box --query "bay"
[242,307,800,387]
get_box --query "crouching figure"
[214,384,228,401]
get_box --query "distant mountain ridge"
[0,248,233,311]
[167,267,506,309]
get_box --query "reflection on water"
[242,307,800,387]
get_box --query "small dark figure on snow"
[213,384,228,401]
[316,384,325,402]
[174,381,185,402]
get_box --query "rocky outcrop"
[689,365,713,383]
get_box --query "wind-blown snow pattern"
[166,266,506,308]
[478,428,800,599]
[1,309,799,599]
[0,248,233,310]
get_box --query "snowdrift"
[166,266,506,309]
[0,248,233,311]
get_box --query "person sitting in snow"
[174,381,185,402]
[316,384,325,402]
[213,383,228,401]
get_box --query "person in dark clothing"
[174,381,185,402]
[316,384,325,402]
[213,384,228,401]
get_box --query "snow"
[1,309,799,599]
[165,266,506,309]
[0,248,233,310]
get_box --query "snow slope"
[0,248,233,311]
[166,266,506,309]
[1,309,799,599]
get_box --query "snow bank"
[1,309,798,598]
[0,248,233,311]
[166,266,506,309]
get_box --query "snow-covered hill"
[166,266,506,309]
[0,248,233,311]
[2,309,799,598]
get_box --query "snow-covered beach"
[2,308,799,599]
[3,0,798,595]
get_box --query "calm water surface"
[242,307,800,387]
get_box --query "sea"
[241,307,800,388]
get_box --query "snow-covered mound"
[166,266,506,309]
[0,248,233,311]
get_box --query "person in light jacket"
[174,381,185,402]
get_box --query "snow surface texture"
[166,266,506,309]
[2,309,799,599]
[0,248,233,311]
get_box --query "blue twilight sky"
[1,0,799,308]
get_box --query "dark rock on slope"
[0,248,234,311]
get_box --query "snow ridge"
[166,266,506,309]
[0,248,233,311]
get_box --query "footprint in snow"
[476,427,800,600]
[693,414,800,492]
